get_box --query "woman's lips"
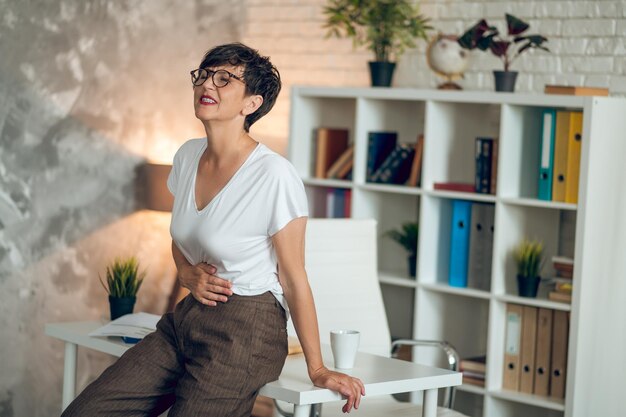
[199,95,217,105]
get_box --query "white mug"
[330,329,360,369]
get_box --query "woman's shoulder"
[253,143,299,177]
[172,138,205,164]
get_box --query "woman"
[61,43,364,417]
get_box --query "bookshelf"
[288,86,626,417]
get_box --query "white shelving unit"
[288,86,626,417]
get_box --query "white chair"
[275,218,468,417]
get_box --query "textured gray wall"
[0,1,244,416]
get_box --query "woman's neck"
[202,120,256,166]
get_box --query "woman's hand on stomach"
[178,263,233,306]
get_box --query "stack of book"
[502,304,569,398]
[537,109,583,203]
[312,128,352,180]
[366,132,424,186]
[548,256,574,303]
[460,355,486,387]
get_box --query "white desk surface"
[46,321,462,406]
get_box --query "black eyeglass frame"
[190,68,245,88]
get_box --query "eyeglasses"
[190,68,245,88]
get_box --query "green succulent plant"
[99,257,145,298]
[513,239,544,278]
[323,0,432,62]
[384,222,418,256]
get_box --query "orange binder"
[503,303,523,391]
[550,310,569,398]
[552,111,571,202]
[519,306,538,393]
[314,128,349,179]
[533,308,553,396]
[564,112,583,203]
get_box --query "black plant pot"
[109,296,136,320]
[493,70,518,92]
[408,254,417,278]
[369,61,396,87]
[517,275,540,298]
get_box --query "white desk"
[45,321,461,417]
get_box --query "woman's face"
[192,64,253,126]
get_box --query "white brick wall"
[242,0,626,153]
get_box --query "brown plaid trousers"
[61,292,288,417]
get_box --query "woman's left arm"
[272,217,365,413]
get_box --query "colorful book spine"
[366,132,397,182]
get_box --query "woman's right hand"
[178,263,233,306]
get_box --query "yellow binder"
[565,112,583,204]
[552,111,571,202]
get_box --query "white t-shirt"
[167,138,309,311]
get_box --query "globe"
[426,33,470,90]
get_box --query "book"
[366,132,397,181]
[548,291,572,303]
[544,84,609,96]
[461,370,485,379]
[326,145,354,179]
[407,134,424,187]
[314,128,349,179]
[434,182,475,193]
[538,109,557,200]
[88,312,160,343]
[460,355,487,373]
[463,375,486,387]
[553,256,574,278]
[490,139,499,195]
[448,200,472,288]
[370,143,415,184]
[475,137,494,194]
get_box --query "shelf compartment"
[304,185,352,219]
[489,389,565,412]
[494,294,571,312]
[380,282,415,340]
[379,270,417,288]
[420,282,491,300]
[454,389,485,417]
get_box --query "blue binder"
[449,200,472,287]
[538,109,557,200]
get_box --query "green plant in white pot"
[513,239,543,297]
[324,0,432,87]
[100,257,145,320]
[384,222,418,278]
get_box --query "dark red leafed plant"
[457,14,549,72]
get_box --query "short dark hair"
[199,43,281,132]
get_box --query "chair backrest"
[287,218,391,357]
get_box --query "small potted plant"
[513,239,543,297]
[457,14,549,92]
[100,257,145,320]
[324,0,432,87]
[384,222,419,277]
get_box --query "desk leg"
[293,404,311,417]
[62,342,77,411]
[422,389,437,417]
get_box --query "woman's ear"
[242,94,263,116]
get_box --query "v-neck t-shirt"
[166,138,309,311]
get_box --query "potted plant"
[324,0,432,87]
[513,239,543,297]
[457,14,549,92]
[100,257,145,320]
[384,222,418,277]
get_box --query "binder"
[314,128,349,178]
[448,200,472,287]
[550,310,569,398]
[467,203,495,291]
[475,137,494,194]
[503,303,524,391]
[533,308,553,396]
[565,112,583,204]
[519,306,538,393]
[552,111,571,202]
[538,109,556,200]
